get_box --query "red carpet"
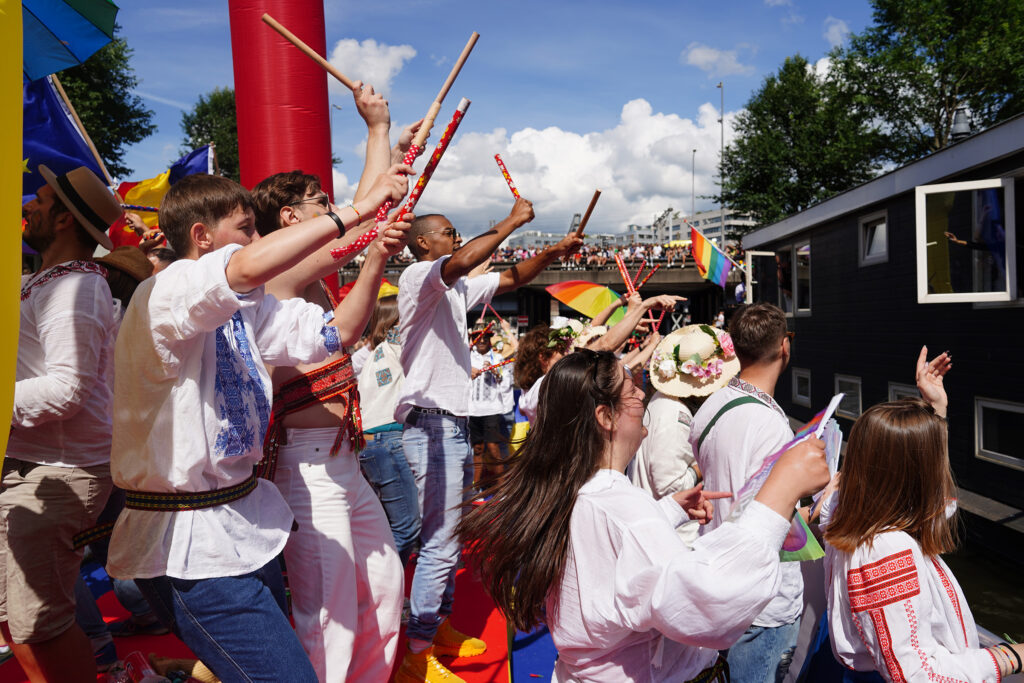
[0,552,508,683]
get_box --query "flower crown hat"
[650,324,740,397]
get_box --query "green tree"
[181,87,239,182]
[831,0,1024,164]
[58,30,156,179]
[716,55,882,230]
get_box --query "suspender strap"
[124,474,258,511]
[696,396,762,453]
[258,355,364,481]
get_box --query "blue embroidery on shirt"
[321,325,341,354]
[323,310,335,324]
[375,368,393,387]
[373,346,384,361]
[214,312,271,458]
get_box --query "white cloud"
[682,43,755,77]
[812,56,832,80]
[375,98,740,237]
[823,17,850,47]
[327,39,416,96]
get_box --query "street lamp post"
[716,82,724,249]
[691,148,696,220]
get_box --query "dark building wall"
[758,162,1024,510]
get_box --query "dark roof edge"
[744,113,1024,248]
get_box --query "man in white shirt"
[690,302,800,683]
[468,327,513,484]
[4,166,121,682]
[395,200,581,683]
[106,169,408,682]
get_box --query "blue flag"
[22,76,103,203]
[169,146,212,185]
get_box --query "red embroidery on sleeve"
[869,609,907,682]
[984,648,1002,683]
[848,549,920,612]
[905,602,970,683]
[931,558,967,647]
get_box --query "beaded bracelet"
[348,203,361,222]
[1000,643,1023,674]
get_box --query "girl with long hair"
[822,348,1024,681]
[458,349,830,682]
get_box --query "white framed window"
[859,210,888,266]
[834,374,863,419]
[795,241,811,314]
[888,382,919,402]
[792,368,811,407]
[915,178,1017,303]
[975,397,1024,472]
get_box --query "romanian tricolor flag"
[109,146,213,247]
[690,226,732,289]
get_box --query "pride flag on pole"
[690,226,732,289]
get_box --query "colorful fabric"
[112,146,212,236]
[125,474,257,512]
[22,76,103,202]
[259,355,364,481]
[690,227,732,289]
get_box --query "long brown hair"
[514,325,556,390]
[824,398,957,556]
[457,350,625,631]
[366,295,399,348]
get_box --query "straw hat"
[96,246,154,284]
[573,325,608,350]
[39,165,120,250]
[650,324,740,397]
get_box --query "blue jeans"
[135,559,317,683]
[359,428,421,565]
[726,618,800,683]
[402,411,473,643]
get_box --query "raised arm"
[494,227,584,295]
[441,198,537,286]
[226,166,410,293]
[590,294,682,352]
[915,345,951,418]
[351,82,396,203]
[591,295,627,326]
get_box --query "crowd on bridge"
[8,74,1024,683]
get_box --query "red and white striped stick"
[631,259,647,289]
[485,302,506,323]
[494,154,521,199]
[614,253,636,295]
[469,321,494,348]
[480,356,515,373]
[330,99,471,261]
[636,264,661,290]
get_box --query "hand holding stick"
[494,154,521,199]
[574,189,601,237]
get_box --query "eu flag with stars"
[22,76,103,203]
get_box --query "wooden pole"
[574,189,601,237]
[261,14,357,90]
[411,32,479,148]
[49,74,114,187]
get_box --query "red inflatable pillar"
[228,0,334,198]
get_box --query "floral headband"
[547,325,578,349]
[652,325,736,383]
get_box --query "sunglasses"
[289,194,330,210]
[423,227,460,240]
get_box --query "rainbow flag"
[690,227,732,288]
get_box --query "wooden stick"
[262,14,357,90]
[631,260,647,289]
[50,75,115,187]
[411,32,480,149]
[636,264,661,290]
[574,189,601,236]
[469,321,494,348]
[486,302,506,323]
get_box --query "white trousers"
[274,427,404,682]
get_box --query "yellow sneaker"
[394,646,466,683]
[432,618,488,658]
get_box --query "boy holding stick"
[105,167,411,682]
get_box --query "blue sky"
[116,0,876,235]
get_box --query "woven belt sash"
[257,354,364,481]
[124,474,258,512]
